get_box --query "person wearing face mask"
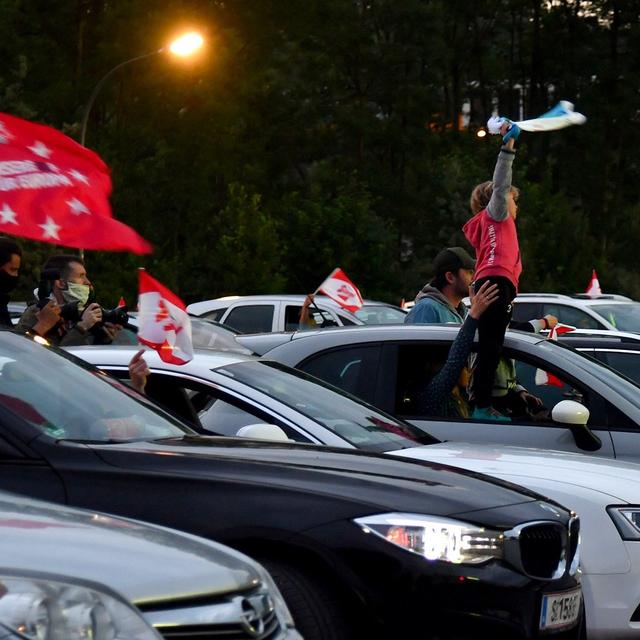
[16,254,121,346]
[0,237,22,327]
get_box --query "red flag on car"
[535,323,576,386]
[0,113,151,253]
[585,269,602,298]
[316,268,363,312]
[137,269,193,365]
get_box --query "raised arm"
[486,125,517,221]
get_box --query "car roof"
[187,295,398,314]
[65,344,254,373]
[515,293,634,304]
[558,329,640,348]
[238,323,545,356]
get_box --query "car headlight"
[254,562,296,628]
[0,573,161,640]
[607,505,640,540]
[355,513,504,564]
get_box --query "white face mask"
[61,282,90,307]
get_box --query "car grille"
[141,588,283,640]
[504,517,580,580]
[158,608,281,639]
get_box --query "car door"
[0,408,66,502]
[375,341,616,457]
[580,348,640,461]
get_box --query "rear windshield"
[215,360,436,452]
[591,303,640,333]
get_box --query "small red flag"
[585,269,602,298]
[117,296,126,308]
[317,268,363,312]
[0,113,151,253]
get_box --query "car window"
[598,350,640,386]
[202,307,228,322]
[0,334,191,442]
[590,303,640,332]
[511,302,541,324]
[300,346,380,402]
[392,341,602,428]
[542,304,603,329]
[284,305,338,331]
[354,306,406,324]
[225,305,274,333]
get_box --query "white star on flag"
[67,198,90,215]
[28,140,52,158]
[69,169,89,185]
[0,204,17,225]
[39,216,61,240]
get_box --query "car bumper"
[306,520,582,639]
[583,566,640,639]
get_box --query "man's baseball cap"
[433,247,476,274]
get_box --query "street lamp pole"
[77,32,204,258]
[80,49,163,148]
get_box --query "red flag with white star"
[137,269,193,365]
[0,113,151,253]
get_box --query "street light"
[80,31,204,147]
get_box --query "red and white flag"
[585,269,602,298]
[137,269,193,365]
[535,323,576,386]
[317,268,363,312]
[0,113,151,253]
[548,323,576,340]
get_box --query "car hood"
[391,442,640,502]
[0,491,260,605]
[87,436,549,522]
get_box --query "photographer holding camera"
[16,254,124,346]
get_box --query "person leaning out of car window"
[16,254,121,346]
[0,237,22,327]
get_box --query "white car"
[70,344,640,639]
[512,293,640,332]
[186,294,406,333]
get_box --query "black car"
[0,331,581,639]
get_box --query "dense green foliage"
[1,0,639,305]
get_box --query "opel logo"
[239,597,265,637]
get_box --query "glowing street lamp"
[476,128,487,138]
[80,31,205,147]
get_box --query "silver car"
[0,490,299,639]
[237,324,640,461]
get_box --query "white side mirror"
[236,423,291,442]
[551,400,590,426]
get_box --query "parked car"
[0,490,298,639]
[73,344,640,639]
[186,294,406,333]
[238,324,640,461]
[511,293,640,332]
[2,331,581,639]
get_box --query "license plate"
[540,587,582,632]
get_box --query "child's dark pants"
[472,276,516,409]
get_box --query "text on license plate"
[540,588,582,631]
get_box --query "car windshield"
[0,332,192,443]
[589,303,640,332]
[215,360,436,452]
[191,319,253,354]
[355,305,407,324]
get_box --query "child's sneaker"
[471,406,511,422]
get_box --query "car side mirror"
[551,400,602,452]
[236,424,292,442]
